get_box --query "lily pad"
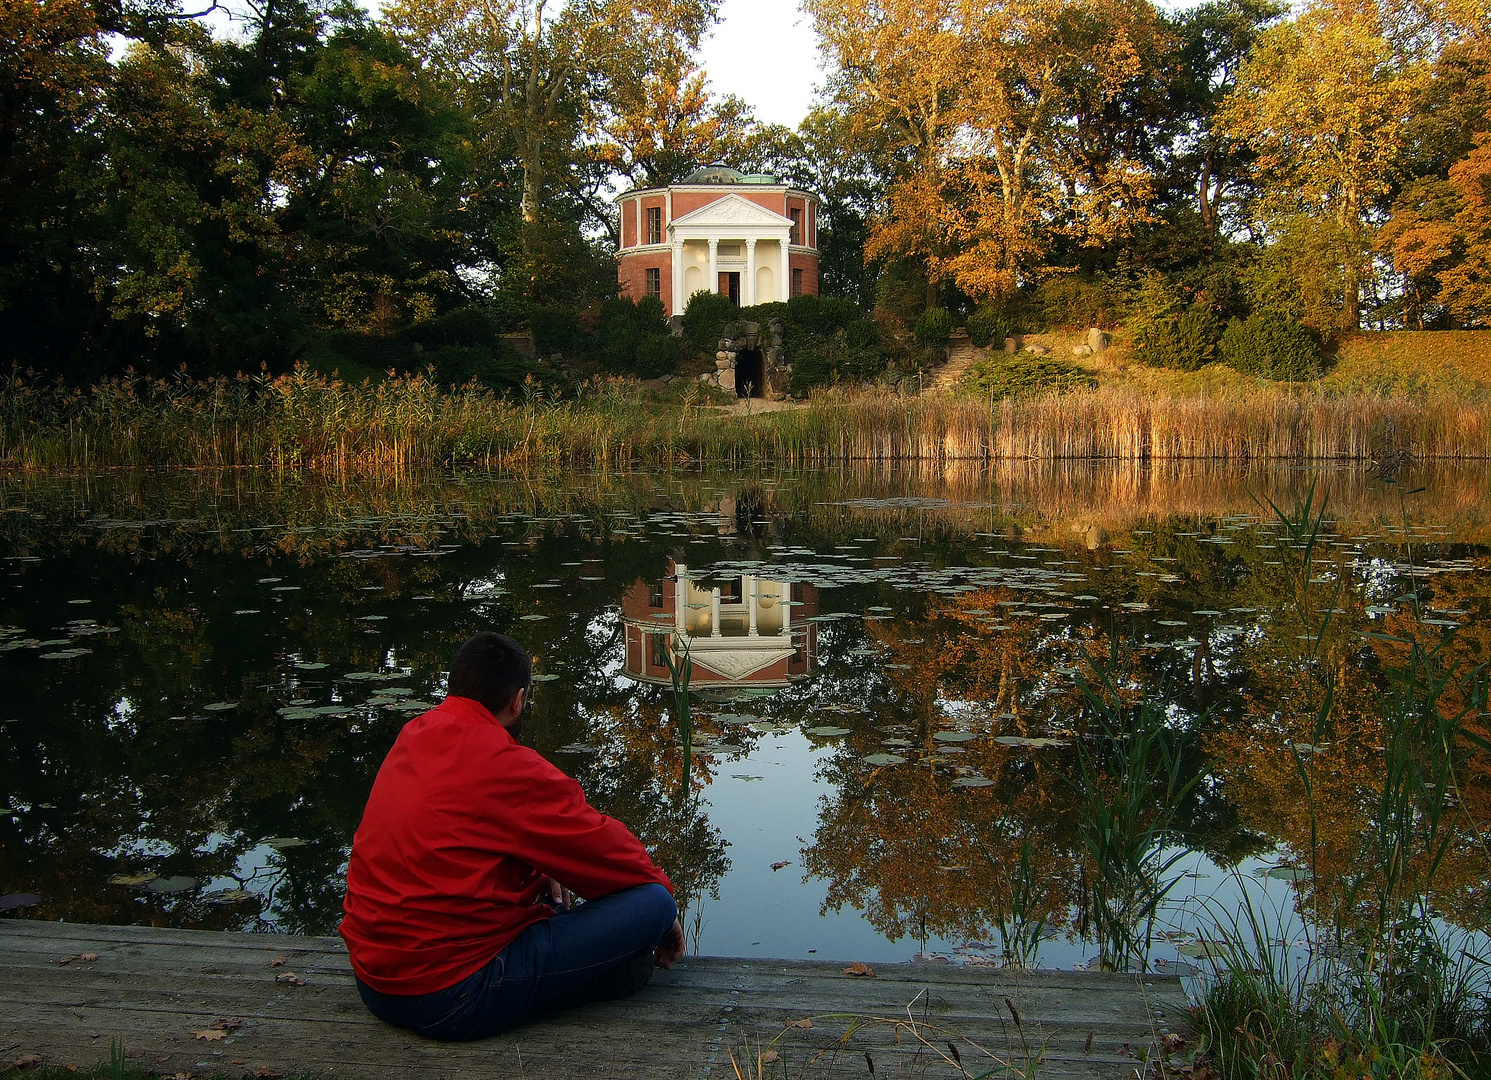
[205,888,255,904]
[108,873,158,887]
[992,735,1070,748]
[862,753,907,766]
[952,776,995,788]
[146,876,197,894]
[202,702,238,712]
[264,837,308,851]
[531,674,560,683]
[933,731,977,743]
[805,726,852,737]
[0,892,42,909]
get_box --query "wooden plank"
[1,921,1190,1079]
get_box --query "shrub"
[682,291,737,356]
[1220,312,1321,381]
[1141,305,1222,371]
[1035,274,1123,330]
[966,308,1018,349]
[633,335,678,379]
[913,307,954,344]
[530,307,580,356]
[960,354,1093,399]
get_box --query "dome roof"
[682,165,778,185]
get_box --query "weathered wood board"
[1,921,1191,1078]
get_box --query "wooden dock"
[1,921,1192,1078]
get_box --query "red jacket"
[339,695,672,995]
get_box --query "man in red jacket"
[340,631,684,1040]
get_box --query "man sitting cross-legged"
[340,631,684,1040]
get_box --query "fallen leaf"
[193,1030,228,1042]
[231,1061,244,1066]
[56,955,74,965]
[65,1065,76,1073]
[253,1069,284,1079]
[274,972,306,986]
[79,953,97,963]
[760,1050,780,1064]
[770,861,790,871]
[785,1018,814,1029]
[1163,1032,1188,1051]
[842,962,876,978]
[268,956,288,967]
[12,1054,41,1069]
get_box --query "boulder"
[742,321,760,337]
[718,367,736,391]
[1003,335,1022,355]
[1087,327,1109,354]
[1071,344,1093,358]
[1024,343,1051,356]
[1084,525,1109,551]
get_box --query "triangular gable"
[687,643,797,681]
[668,194,793,229]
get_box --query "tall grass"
[1195,487,1491,1078]
[3,367,1489,472]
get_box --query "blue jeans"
[355,883,677,1041]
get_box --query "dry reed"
[2,367,1487,473]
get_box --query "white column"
[708,238,719,296]
[779,238,790,301]
[665,190,673,229]
[747,576,759,637]
[635,199,642,247]
[745,239,756,306]
[671,237,684,316]
[710,587,722,637]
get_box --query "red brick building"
[617,165,820,316]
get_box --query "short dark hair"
[448,632,531,716]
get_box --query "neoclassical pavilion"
[616,166,820,316]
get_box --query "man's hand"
[654,918,685,969]
[543,877,573,911]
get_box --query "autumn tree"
[385,0,714,264]
[808,0,1170,306]
[594,62,755,189]
[1217,0,1423,331]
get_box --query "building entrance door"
[718,272,740,306]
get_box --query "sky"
[694,0,825,129]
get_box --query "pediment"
[689,643,797,681]
[669,195,793,230]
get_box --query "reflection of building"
[621,561,819,696]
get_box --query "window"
[789,208,801,245]
[649,633,670,668]
[644,267,661,299]
[648,582,664,608]
[792,267,804,297]
[646,206,662,245]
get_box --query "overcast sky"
[694,0,825,129]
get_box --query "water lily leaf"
[805,726,851,737]
[862,753,907,766]
[205,888,254,904]
[108,873,157,887]
[1256,865,1309,881]
[294,662,329,670]
[992,735,1070,748]
[519,614,547,621]
[953,776,995,787]
[933,731,977,743]
[264,837,307,851]
[146,876,197,894]
[202,702,237,712]
[0,892,41,909]
[531,674,560,683]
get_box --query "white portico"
[668,195,796,308]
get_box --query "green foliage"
[959,354,1093,399]
[681,291,737,356]
[530,306,581,357]
[1035,275,1123,330]
[965,307,1018,349]
[1220,312,1321,381]
[912,307,953,344]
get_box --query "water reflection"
[0,465,1487,972]
[621,560,818,698]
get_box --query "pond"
[2,463,1489,975]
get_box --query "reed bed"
[2,368,1488,473]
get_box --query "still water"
[2,464,1488,971]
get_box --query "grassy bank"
[2,365,1489,473]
